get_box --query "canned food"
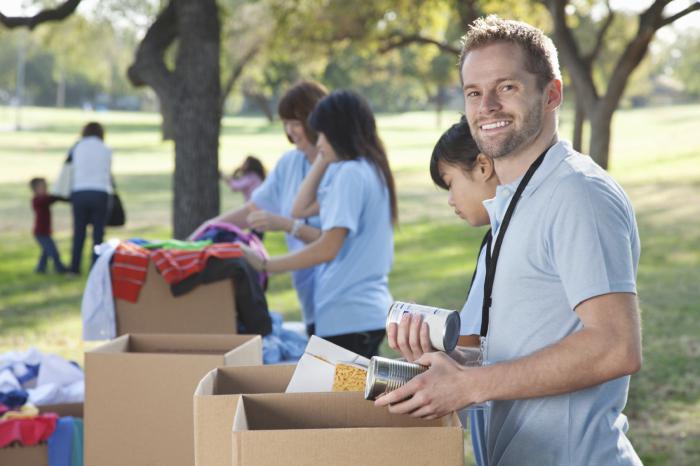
[386,301,461,352]
[364,356,428,400]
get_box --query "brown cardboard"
[85,333,261,466]
[115,261,238,335]
[231,392,464,466]
[193,364,295,466]
[0,403,84,466]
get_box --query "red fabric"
[151,243,243,284]
[0,413,58,447]
[32,194,59,235]
[111,243,150,303]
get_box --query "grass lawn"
[1,103,699,465]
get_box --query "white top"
[71,136,113,193]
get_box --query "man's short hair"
[459,15,561,90]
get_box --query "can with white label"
[364,356,428,400]
[386,301,461,352]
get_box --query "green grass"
[1,104,699,465]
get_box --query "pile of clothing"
[0,349,84,465]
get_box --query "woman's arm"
[291,157,330,219]
[187,202,255,240]
[242,227,347,272]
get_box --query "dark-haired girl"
[240,90,397,358]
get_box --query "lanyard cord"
[480,147,550,337]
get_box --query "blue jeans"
[34,234,67,273]
[71,190,109,274]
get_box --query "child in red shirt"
[30,177,67,274]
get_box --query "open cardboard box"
[231,392,464,466]
[193,364,295,466]
[0,403,83,466]
[85,333,261,466]
[115,261,238,335]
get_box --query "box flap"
[121,333,257,356]
[223,336,262,366]
[286,337,369,393]
[88,334,130,353]
[195,365,295,397]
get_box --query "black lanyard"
[480,148,549,337]
[466,229,492,298]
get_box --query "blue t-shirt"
[482,141,641,465]
[313,158,394,336]
[460,245,486,335]
[250,149,321,325]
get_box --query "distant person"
[29,177,68,274]
[221,155,266,202]
[190,81,328,333]
[69,122,113,274]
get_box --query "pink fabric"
[0,413,58,447]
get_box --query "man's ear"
[545,79,563,111]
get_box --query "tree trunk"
[171,0,221,239]
[435,85,445,128]
[247,91,274,122]
[589,105,613,170]
[56,68,66,107]
[572,93,586,152]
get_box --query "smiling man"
[378,16,643,465]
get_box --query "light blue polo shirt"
[250,149,321,325]
[460,246,486,335]
[481,140,642,465]
[313,157,394,337]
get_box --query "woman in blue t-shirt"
[240,90,398,358]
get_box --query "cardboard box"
[85,333,261,466]
[231,392,464,466]
[194,364,295,466]
[115,261,238,335]
[0,403,83,466]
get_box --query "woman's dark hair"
[82,122,104,140]
[278,80,328,144]
[308,90,398,225]
[430,117,481,190]
[239,155,266,180]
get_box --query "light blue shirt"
[481,141,641,465]
[314,158,394,336]
[250,149,321,325]
[460,244,486,335]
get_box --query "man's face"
[461,42,546,159]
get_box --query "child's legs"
[44,235,66,272]
[34,235,50,272]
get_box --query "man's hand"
[246,210,291,232]
[387,313,434,362]
[374,352,475,419]
[238,243,265,271]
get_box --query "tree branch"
[220,44,261,110]
[379,33,460,56]
[658,1,700,28]
[127,0,177,93]
[544,0,598,113]
[0,0,81,30]
[586,4,614,64]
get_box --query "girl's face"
[283,119,312,153]
[439,159,496,227]
[316,133,338,162]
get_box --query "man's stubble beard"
[474,101,544,160]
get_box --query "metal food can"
[364,356,428,400]
[386,301,461,352]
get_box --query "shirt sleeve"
[228,174,255,192]
[545,174,639,309]
[250,161,282,215]
[320,163,363,235]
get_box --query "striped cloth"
[150,243,243,285]
[111,242,149,303]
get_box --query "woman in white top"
[69,122,112,274]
